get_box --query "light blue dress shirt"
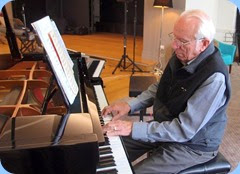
[127,72,227,143]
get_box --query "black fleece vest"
[153,47,231,151]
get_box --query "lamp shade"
[153,0,173,8]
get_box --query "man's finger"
[102,124,112,131]
[101,106,113,116]
[107,130,120,136]
[112,114,121,121]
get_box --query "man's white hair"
[180,9,216,42]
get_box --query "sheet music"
[51,21,74,68]
[31,16,78,104]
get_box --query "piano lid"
[0,114,97,151]
[0,114,99,174]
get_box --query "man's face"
[171,18,208,63]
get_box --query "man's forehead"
[174,18,199,37]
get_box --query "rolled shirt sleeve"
[127,82,158,114]
[131,73,227,143]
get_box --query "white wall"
[142,0,237,68]
[142,0,180,69]
[185,0,219,24]
[185,0,237,43]
[215,0,237,42]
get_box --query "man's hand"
[101,102,131,121]
[102,120,133,136]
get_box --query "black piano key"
[99,157,115,166]
[99,158,115,165]
[97,160,116,169]
[104,136,110,145]
[99,149,112,155]
[88,60,100,77]
[99,155,114,162]
[96,168,118,174]
[99,147,112,155]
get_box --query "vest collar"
[171,42,215,74]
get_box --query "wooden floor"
[62,33,156,103]
[0,32,156,104]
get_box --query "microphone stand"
[112,0,143,74]
[21,4,27,28]
[131,0,143,74]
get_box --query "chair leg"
[139,110,144,122]
[139,108,146,122]
[229,65,232,73]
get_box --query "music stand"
[112,0,143,74]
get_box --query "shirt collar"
[179,42,215,74]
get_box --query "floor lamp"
[153,0,172,75]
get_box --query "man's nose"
[171,41,179,50]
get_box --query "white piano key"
[94,85,108,109]
[93,60,105,78]
[96,165,117,172]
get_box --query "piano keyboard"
[86,57,105,78]
[92,60,105,78]
[93,85,133,174]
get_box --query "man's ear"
[200,39,210,51]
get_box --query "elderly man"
[102,9,231,173]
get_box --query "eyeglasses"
[168,32,203,47]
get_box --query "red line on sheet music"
[48,33,64,70]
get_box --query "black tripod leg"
[131,0,144,74]
[133,62,143,72]
[112,0,145,74]
[112,56,124,74]
[112,1,129,74]
[125,56,143,72]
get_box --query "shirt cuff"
[127,98,141,114]
[132,122,149,142]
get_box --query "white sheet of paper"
[32,16,78,104]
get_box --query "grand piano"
[0,4,133,174]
